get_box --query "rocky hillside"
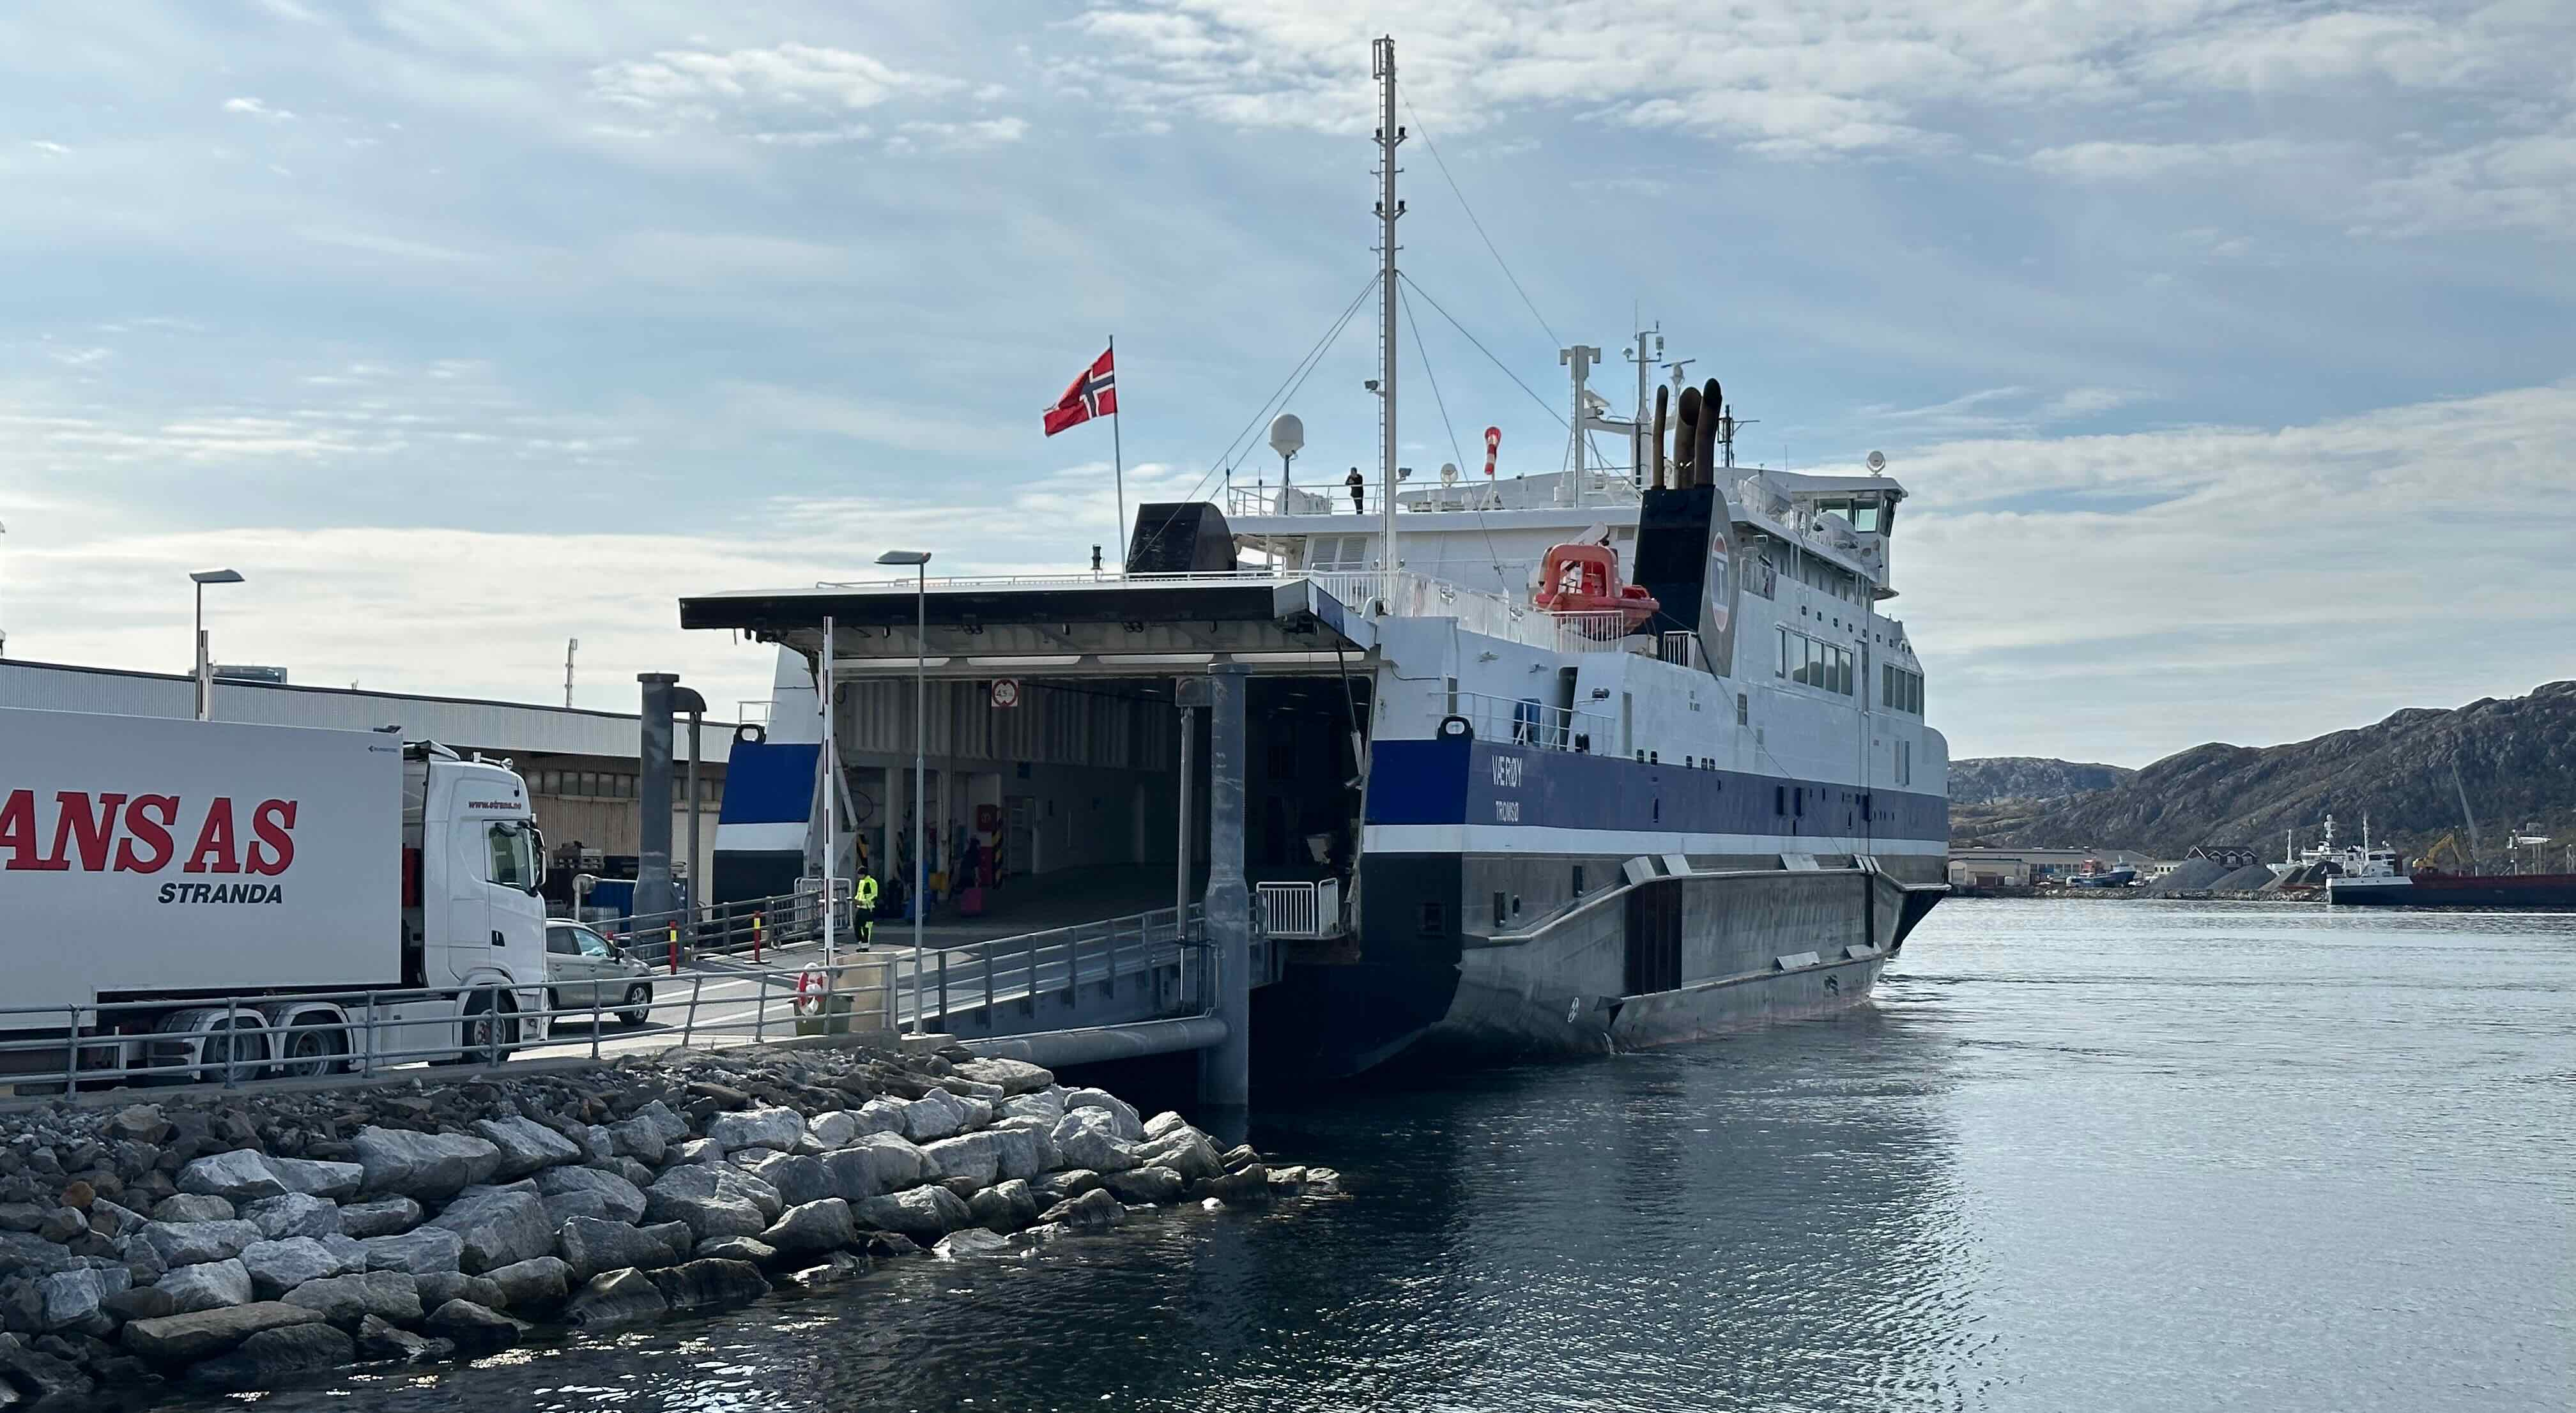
[1949,758,2135,806]
[1947,757,2134,844]
[1971,681,2576,862]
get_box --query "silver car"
[544,920,655,1026]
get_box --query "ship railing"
[1225,471,1644,518]
[1255,878,1342,940]
[1451,690,1620,754]
[806,566,1612,655]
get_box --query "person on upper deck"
[1345,467,1364,513]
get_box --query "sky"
[0,1,2568,765]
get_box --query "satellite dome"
[1268,413,1305,458]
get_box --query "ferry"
[678,37,1951,1080]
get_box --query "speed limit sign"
[990,678,1020,708]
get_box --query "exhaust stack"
[1650,385,1670,490]
[1694,379,1722,486]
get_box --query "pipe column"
[634,673,679,920]
[1197,663,1252,1111]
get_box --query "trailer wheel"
[459,990,518,1067]
[278,1021,350,1078]
[195,1018,271,1086]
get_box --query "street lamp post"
[876,549,933,1035]
[189,569,245,721]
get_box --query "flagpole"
[1108,334,1126,577]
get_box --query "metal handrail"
[0,963,900,1097]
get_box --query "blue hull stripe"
[1364,738,1947,845]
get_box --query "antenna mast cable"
[1374,36,1404,581]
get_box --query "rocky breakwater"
[0,1043,1340,1400]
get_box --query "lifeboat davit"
[1533,542,1658,639]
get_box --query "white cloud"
[887,116,1029,152]
[590,42,962,115]
[2027,137,2324,182]
[26,140,68,156]
[222,96,295,119]
[1896,380,2576,758]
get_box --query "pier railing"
[0,906,1215,1098]
[0,961,896,1097]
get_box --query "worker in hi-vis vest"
[854,873,880,945]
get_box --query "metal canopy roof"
[680,575,1376,676]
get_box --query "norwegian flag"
[1043,346,1117,436]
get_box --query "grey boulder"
[917,1134,997,1188]
[267,1157,365,1200]
[484,1256,571,1311]
[335,1198,423,1239]
[1140,1130,1224,1183]
[734,1152,836,1209]
[899,1090,968,1143]
[954,1057,1054,1096]
[1029,1170,1101,1206]
[969,1180,1041,1234]
[151,1193,236,1223]
[555,1218,680,1282]
[706,1106,805,1153]
[183,1321,354,1391]
[241,1237,358,1299]
[422,1298,524,1354]
[854,1186,972,1241]
[1101,1166,1184,1205]
[563,1268,666,1327]
[606,1117,665,1165]
[38,1266,130,1331]
[242,1193,342,1241]
[1141,1110,1190,1143]
[532,1166,646,1225]
[415,1272,506,1313]
[157,1258,256,1313]
[472,1117,583,1179]
[136,1218,265,1267]
[281,1271,420,1328]
[355,1313,451,1364]
[1048,1115,1142,1174]
[931,1228,1018,1261]
[823,1134,930,1200]
[1037,1188,1125,1234]
[427,1189,553,1274]
[118,1301,323,1365]
[645,1258,767,1313]
[756,1198,855,1256]
[352,1128,501,1202]
[1063,1088,1143,1139]
[359,1226,464,1276]
[176,1150,290,1203]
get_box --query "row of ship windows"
[1882,666,1925,715]
[1776,627,1927,716]
[1776,628,1857,696]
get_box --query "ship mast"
[1372,36,1404,578]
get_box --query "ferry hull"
[1255,858,1937,1080]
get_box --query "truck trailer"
[0,706,551,1085]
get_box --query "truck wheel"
[195,1019,270,1086]
[278,1022,349,1078]
[459,991,519,1067]
[617,984,652,1027]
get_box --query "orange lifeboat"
[1533,542,1658,639]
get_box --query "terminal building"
[0,659,732,882]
